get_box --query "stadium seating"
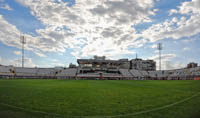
[56,68,77,77]
[15,67,37,76]
[36,68,56,76]
[119,69,133,77]
[1,64,200,80]
[140,71,149,77]
[0,65,14,76]
[129,69,143,77]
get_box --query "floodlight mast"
[20,35,26,68]
[158,43,162,71]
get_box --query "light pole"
[20,35,26,68]
[157,43,162,71]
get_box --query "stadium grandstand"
[0,56,200,80]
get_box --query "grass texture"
[0,79,200,118]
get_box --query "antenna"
[157,43,162,70]
[20,35,26,68]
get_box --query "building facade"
[130,58,156,71]
[77,56,156,71]
[77,56,130,69]
[187,62,198,68]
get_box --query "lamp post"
[157,43,162,71]
[20,35,26,68]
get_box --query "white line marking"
[0,92,199,118]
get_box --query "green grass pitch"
[0,79,200,118]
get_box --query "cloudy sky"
[0,0,199,70]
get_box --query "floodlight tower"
[157,43,162,71]
[20,35,26,68]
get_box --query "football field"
[0,79,200,118]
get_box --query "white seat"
[119,69,132,77]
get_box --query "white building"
[131,58,156,71]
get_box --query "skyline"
[0,0,200,70]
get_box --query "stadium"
[1,0,200,118]
[1,56,200,118]
[0,55,200,80]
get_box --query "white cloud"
[0,4,12,10]
[141,0,200,42]
[151,44,157,49]
[175,0,200,15]
[183,47,190,51]
[0,14,64,57]
[0,0,197,68]
[164,61,185,70]
[34,51,46,57]
[13,0,156,58]
[147,53,179,70]
[12,58,36,67]
[0,15,21,47]
[51,62,65,67]
[13,51,21,55]
[169,9,178,15]
[0,57,36,67]
[149,53,176,61]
